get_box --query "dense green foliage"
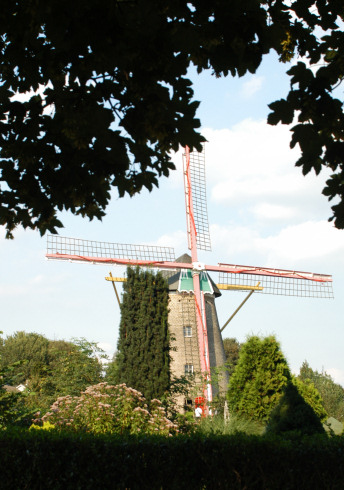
[41,338,104,400]
[223,337,241,376]
[0,332,103,417]
[227,335,291,421]
[116,268,170,401]
[0,331,50,385]
[1,430,344,489]
[226,336,328,427]
[268,11,344,228]
[104,352,119,385]
[0,331,35,427]
[299,361,344,422]
[1,1,344,236]
[39,382,177,436]
[0,391,22,428]
[292,376,328,422]
[266,382,326,436]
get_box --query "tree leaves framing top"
[1,0,343,237]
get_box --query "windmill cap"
[165,253,221,297]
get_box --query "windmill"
[46,145,333,414]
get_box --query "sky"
[1,52,344,386]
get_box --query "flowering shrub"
[40,382,178,436]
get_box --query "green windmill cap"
[166,254,221,297]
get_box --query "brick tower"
[166,254,228,411]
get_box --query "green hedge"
[1,430,344,489]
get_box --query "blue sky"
[1,52,344,386]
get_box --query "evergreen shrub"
[266,382,326,436]
[227,335,290,421]
[1,430,344,489]
[116,267,170,401]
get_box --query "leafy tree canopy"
[299,360,344,422]
[0,331,103,414]
[104,352,119,386]
[0,331,50,385]
[40,337,104,402]
[1,0,343,237]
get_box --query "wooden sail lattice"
[46,234,175,263]
[218,268,333,298]
[184,145,211,252]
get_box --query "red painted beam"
[46,254,332,283]
[205,263,332,283]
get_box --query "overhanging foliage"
[1,1,343,237]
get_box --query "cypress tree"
[116,267,170,401]
[227,335,291,422]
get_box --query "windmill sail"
[216,264,333,298]
[46,235,175,263]
[183,145,211,252]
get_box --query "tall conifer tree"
[227,335,291,422]
[116,267,170,401]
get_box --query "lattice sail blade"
[215,264,333,299]
[183,145,211,251]
[46,235,175,263]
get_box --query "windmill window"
[183,326,192,337]
[184,364,193,375]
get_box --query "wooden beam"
[220,282,261,333]
[107,272,122,306]
[105,276,127,282]
[216,283,263,291]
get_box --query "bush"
[227,335,290,422]
[266,382,326,436]
[0,430,344,489]
[40,382,177,436]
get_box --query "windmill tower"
[164,252,227,411]
[46,145,333,415]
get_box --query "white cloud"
[210,223,259,256]
[153,230,187,256]
[203,120,296,182]
[256,221,344,265]
[201,122,332,225]
[240,76,264,98]
[251,203,297,222]
[210,220,344,268]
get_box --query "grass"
[195,413,265,436]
